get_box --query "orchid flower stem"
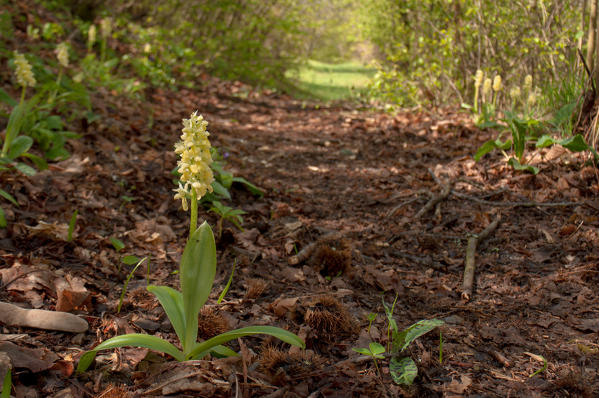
[101,39,106,63]
[49,68,62,105]
[189,189,198,239]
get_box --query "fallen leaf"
[269,297,299,318]
[55,275,90,312]
[0,341,57,373]
[446,375,472,394]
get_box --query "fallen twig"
[414,170,453,219]
[451,191,580,208]
[461,214,501,301]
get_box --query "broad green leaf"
[390,357,418,385]
[352,347,372,356]
[21,153,48,170]
[535,135,555,148]
[477,120,501,129]
[508,158,539,175]
[474,138,511,161]
[368,342,385,358]
[232,176,264,197]
[180,222,216,353]
[0,189,17,206]
[110,237,125,252]
[76,351,97,373]
[187,325,305,360]
[122,255,140,265]
[13,163,36,176]
[45,115,63,130]
[217,171,234,190]
[46,146,70,161]
[7,136,33,160]
[0,87,16,107]
[147,285,186,345]
[209,345,238,358]
[92,334,183,361]
[559,134,589,152]
[507,117,527,160]
[3,104,25,155]
[211,181,231,200]
[398,319,445,352]
[536,134,589,152]
[550,102,576,129]
[1,367,11,398]
[0,207,5,228]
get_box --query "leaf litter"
[1,55,599,398]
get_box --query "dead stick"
[461,214,501,301]
[451,191,579,208]
[414,182,452,219]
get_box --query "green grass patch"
[285,60,376,101]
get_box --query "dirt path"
[1,81,598,397]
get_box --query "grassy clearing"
[285,60,376,101]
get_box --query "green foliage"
[209,200,245,238]
[109,237,125,252]
[117,257,148,313]
[475,111,595,174]
[67,209,77,242]
[285,60,376,101]
[74,54,145,98]
[77,223,304,372]
[352,342,385,380]
[354,293,444,386]
[361,0,581,107]
[217,261,236,304]
[1,367,11,398]
[367,312,377,333]
[528,353,548,378]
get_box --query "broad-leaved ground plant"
[353,294,443,386]
[471,70,597,174]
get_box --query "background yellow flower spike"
[13,52,36,88]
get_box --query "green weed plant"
[353,294,444,386]
[471,70,597,174]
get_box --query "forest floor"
[1,76,599,397]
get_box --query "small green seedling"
[109,237,140,271]
[526,352,548,378]
[439,330,443,363]
[367,313,377,333]
[217,260,236,304]
[388,319,445,385]
[67,209,78,242]
[117,257,148,313]
[209,200,245,238]
[110,237,125,252]
[353,342,385,378]
[382,293,399,352]
[0,189,18,228]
